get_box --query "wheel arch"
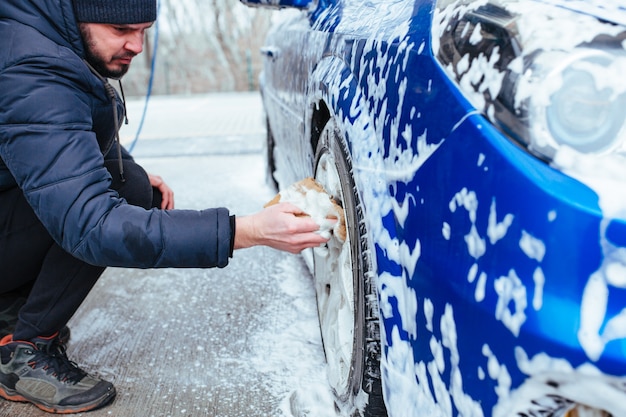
[304,54,385,277]
[305,56,389,417]
[304,54,368,162]
[309,99,331,159]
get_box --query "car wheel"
[265,117,279,190]
[313,119,387,417]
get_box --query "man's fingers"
[274,201,308,217]
[148,172,175,210]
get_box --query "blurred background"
[122,0,277,97]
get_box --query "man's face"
[79,22,153,79]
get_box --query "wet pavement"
[0,93,332,417]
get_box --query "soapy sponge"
[264,177,346,242]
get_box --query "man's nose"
[125,32,144,54]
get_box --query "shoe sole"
[0,384,116,414]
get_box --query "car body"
[240,0,626,416]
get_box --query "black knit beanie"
[73,0,157,24]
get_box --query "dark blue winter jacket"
[0,0,234,268]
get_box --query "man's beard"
[79,24,132,79]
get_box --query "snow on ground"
[126,93,342,417]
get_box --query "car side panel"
[258,0,626,416]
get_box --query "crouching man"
[0,0,328,413]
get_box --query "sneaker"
[0,334,115,414]
[57,326,71,346]
[0,326,71,346]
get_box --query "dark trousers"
[0,159,159,341]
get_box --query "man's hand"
[148,173,174,210]
[234,202,331,254]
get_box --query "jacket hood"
[0,0,84,57]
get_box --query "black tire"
[265,117,279,191]
[313,119,387,417]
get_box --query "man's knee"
[104,160,153,209]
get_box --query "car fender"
[304,50,434,374]
[304,53,390,278]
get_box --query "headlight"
[524,48,626,159]
[433,0,626,162]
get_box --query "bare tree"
[122,0,276,97]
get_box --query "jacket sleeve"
[0,45,233,268]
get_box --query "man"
[0,0,329,413]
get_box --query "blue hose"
[128,0,160,154]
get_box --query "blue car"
[240,0,626,416]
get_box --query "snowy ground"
[0,93,340,417]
